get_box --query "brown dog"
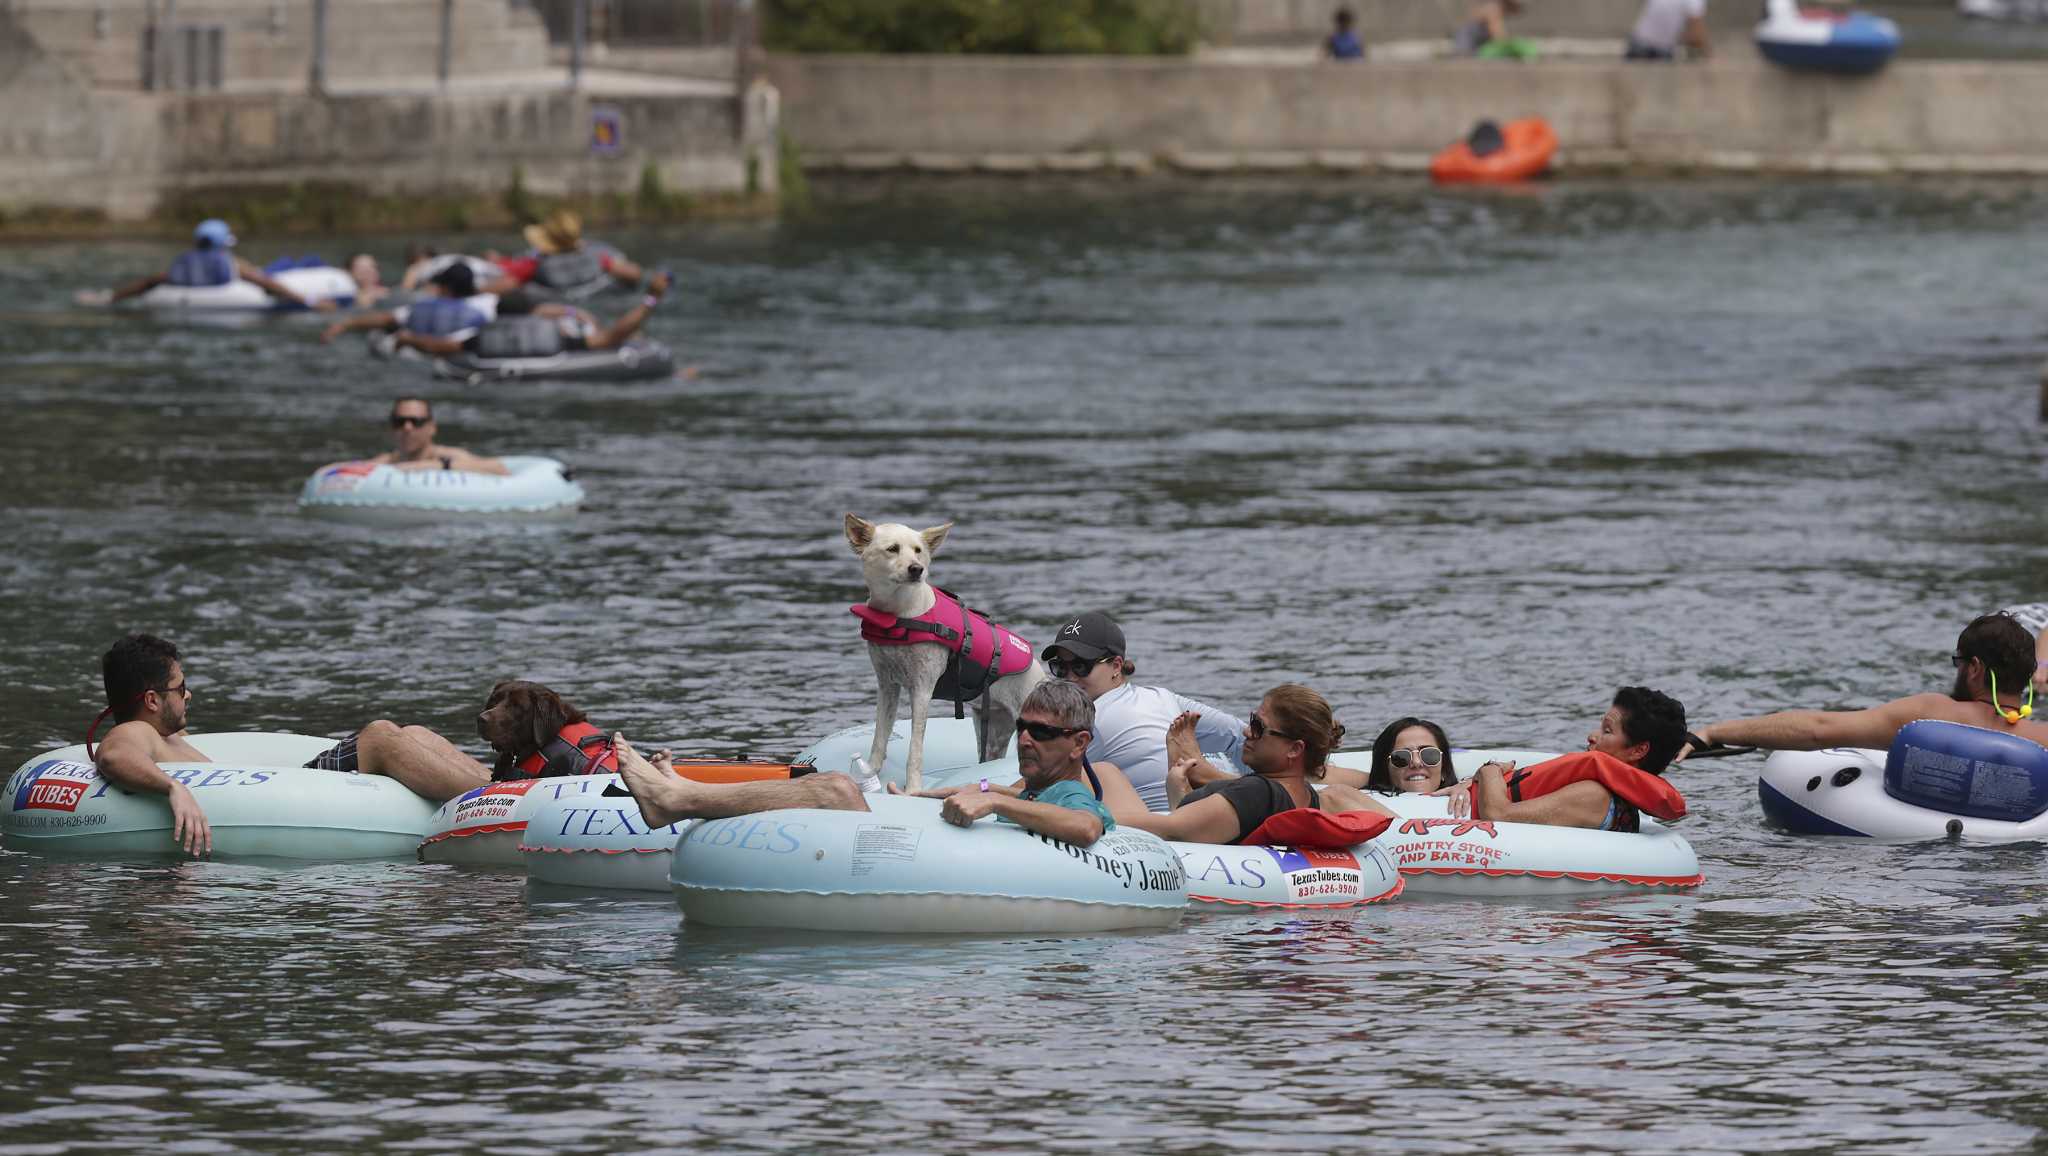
[476,680,604,781]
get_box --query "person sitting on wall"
[1326,6,1365,59]
[317,262,497,349]
[1625,0,1711,60]
[98,219,326,309]
[1453,0,1523,56]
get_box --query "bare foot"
[1165,710,1203,768]
[614,733,691,828]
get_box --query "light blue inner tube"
[670,793,1188,933]
[298,455,583,523]
[4,732,437,859]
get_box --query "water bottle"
[850,756,884,795]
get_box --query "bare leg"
[614,735,867,828]
[906,692,931,793]
[865,667,900,777]
[354,720,491,802]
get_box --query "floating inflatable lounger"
[1355,748,1704,896]
[298,455,583,524]
[431,340,676,384]
[521,775,694,892]
[3,732,437,859]
[1759,720,2048,841]
[1430,117,1558,184]
[123,266,360,312]
[670,794,1188,932]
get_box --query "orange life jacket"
[1245,807,1393,850]
[511,721,619,780]
[1477,750,1687,823]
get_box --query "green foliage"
[503,164,535,224]
[763,0,1202,55]
[778,131,811,216]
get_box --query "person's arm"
[441,447,511,476]
[1692,696,1937,755]
[96,728,211,856]
[107,273,168,303]
[940,791,1104,845]
[603,252,646,287]
[1317,784,1397,818]
[1117,792,1244,844]
[1180,696,1249,766]
[236,258,317,309]
[392,331,467,357]
[2034,630,2048,696]
[1469,763,1609,828]
[320,311,397,343]
[1320,763,1371,789]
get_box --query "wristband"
[978,777,990,793]
[641,294,660,310]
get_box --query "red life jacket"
[850,587,1035,703]
[1476,750,1687,824]
[1245,807,1393,850]
[510,721,619,780]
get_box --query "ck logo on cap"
[1060,620,1082,636]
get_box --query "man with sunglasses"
[1042,611,1246,812]
[358,398,507,475]
[1683,612,2048,761]
[92,634,212,858]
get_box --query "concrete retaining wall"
[769,54,2048,175]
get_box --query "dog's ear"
[529,687,571,753]
[844,513,875,553]
[920,522,952,556]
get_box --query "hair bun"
[1330,721,1346,744]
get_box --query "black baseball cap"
[1042,611,1125,664]
[430,261,477,298]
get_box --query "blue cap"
[193,219,237,248]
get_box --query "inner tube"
[520,776,694,892]
[1429,117,1558,184]
[126,266,360,312]
[669,794,1188,932]
[430,340,677,384]
[1362,749,1703,895]
[298,455,584,524]
[4,732,437,859]
[418,774,612,867]
[1172,839,1403,907]
[792,717,1008,790]
[1759,723,2048,840]
[1754,0,1899,74]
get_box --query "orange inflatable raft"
[1429,118,1558,184]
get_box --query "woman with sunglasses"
[1323,717,1459,794]
[1122,685,1391,846]
[1041,610,1247,813]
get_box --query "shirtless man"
[91,634,497,857]
[322,397,506,476]
[93,633,213,856]
[1684,612,2048,758]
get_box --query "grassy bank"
[0,168,779,244]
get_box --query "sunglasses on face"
[390,414,432,429]
[1047,654,1107,680]
[1389,746,1443,770]
[1015,719,1082,742]
[157,680,192,699]
[1247,713,1295,742]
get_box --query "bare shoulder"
[96,720,166,763]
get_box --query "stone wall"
[769,53,2048,175]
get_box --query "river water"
[1,178,2044,1152]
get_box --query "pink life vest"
[851,587,1036,704]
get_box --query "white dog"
[845,514,1046,791]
